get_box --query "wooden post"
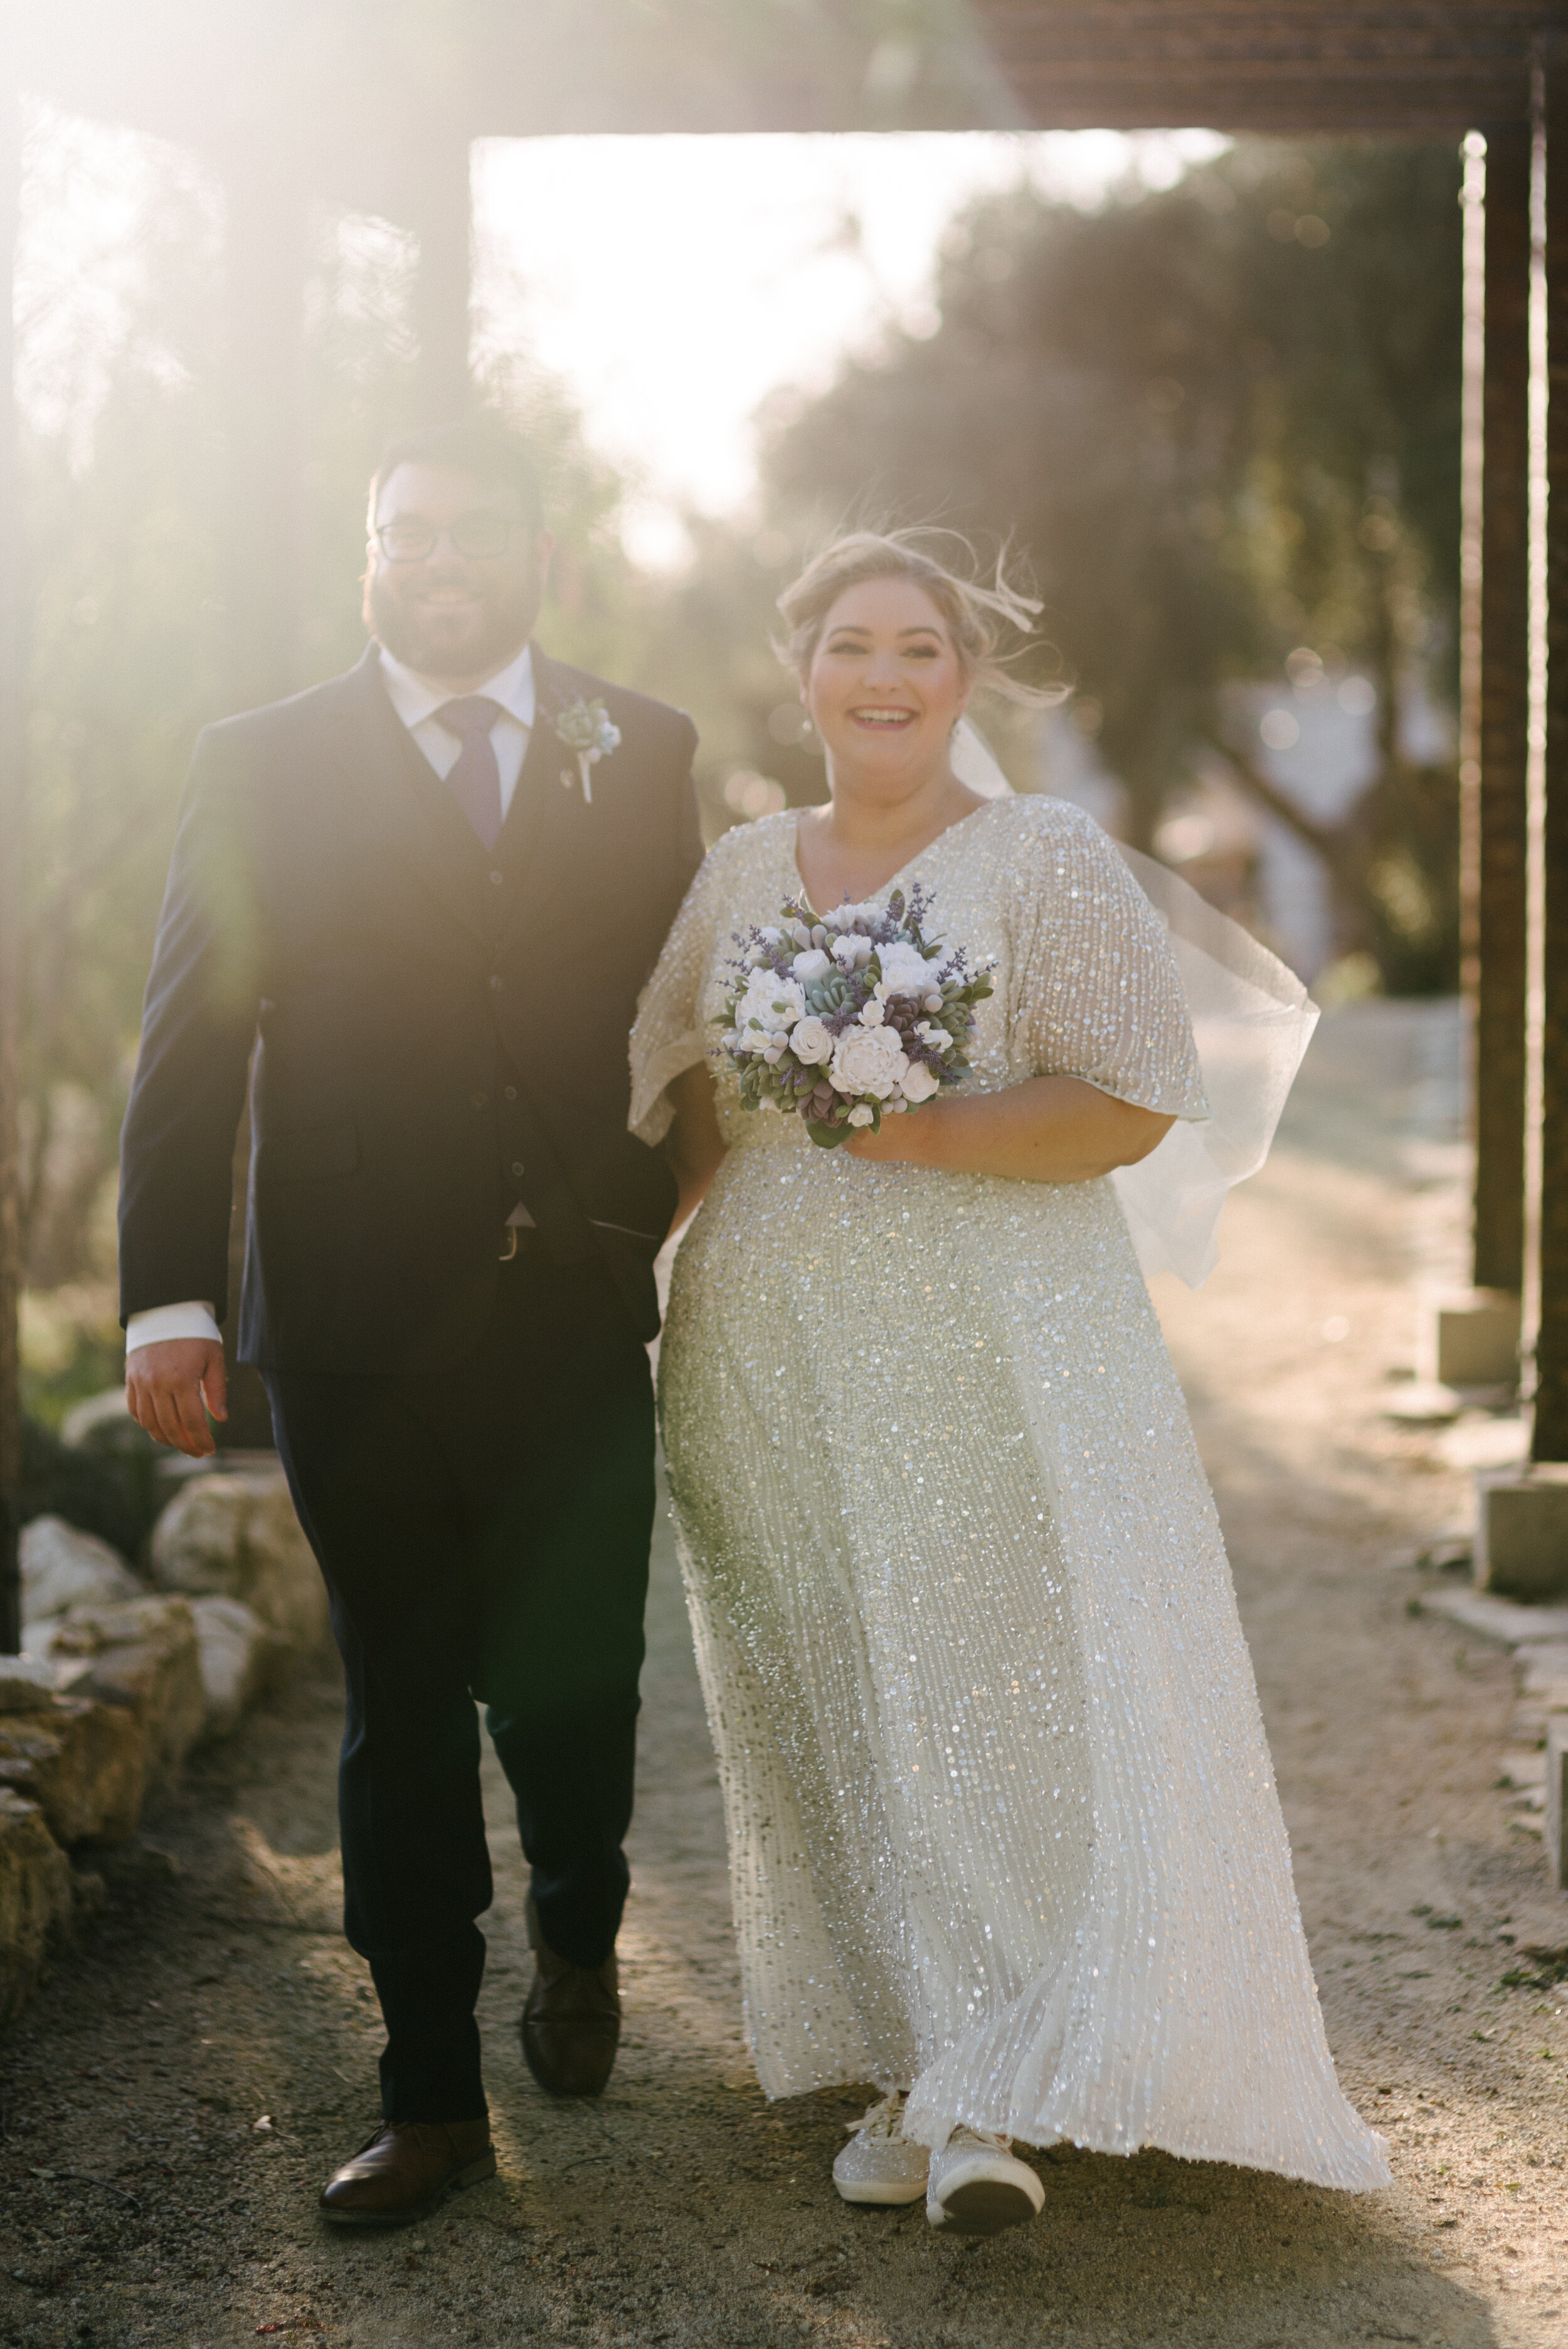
[1473,123,1533,1300]
[0,58,20,1653]
[1538,51,1568,1461]
[408,136,474,425]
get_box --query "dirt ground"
[3,997,1567,2349]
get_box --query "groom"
[119,417,702,2223]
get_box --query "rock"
[149,1471,327,1653]
[0,1696,146,1844]
[60,1387,142,1451]
[42,1596,205,1791]
[19,1514,142,1623]
[0,1657,68,1713]
[191,1596,284,1739]
[0,1788,74,2030]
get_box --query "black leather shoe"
[520,1896,621,2096]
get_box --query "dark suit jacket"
[118,644,702,1369]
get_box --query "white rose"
[847,1104,875,1127]
[790,1016,835,1064]
[738,969,805,1034]
[901,1059,941,1103]
[830,1024,909,1100]
[792,947,831,983]
[877,941,938,999]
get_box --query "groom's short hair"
[369,418,546,532]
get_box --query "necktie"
[433,696,504,850]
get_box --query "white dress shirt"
[125,644,538,1359]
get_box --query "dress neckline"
[790,796,1002,918]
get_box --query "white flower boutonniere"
[553,697,622,806]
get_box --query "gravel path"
[2,999,1565,2349]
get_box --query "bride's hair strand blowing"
[776,528,1059,708]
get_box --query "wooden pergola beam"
[0,54,19,1655]
[1539,47,1568,1458]
[1473,124,1533,1300]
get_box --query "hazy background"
[14,112,1465,1420]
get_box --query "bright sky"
[18,110,1224,565]
[473,131,1226,563]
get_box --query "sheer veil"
[950,719,1318,1289]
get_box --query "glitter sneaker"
[831,2092,930,2207]
[925,2126,1044,2235]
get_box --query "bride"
[629,529,1387,2234]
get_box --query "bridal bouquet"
[718,884,993,1148]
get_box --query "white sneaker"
[925,2126,1044,2235]
[831,2092,930,2207]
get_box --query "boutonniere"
[553,697,622,806]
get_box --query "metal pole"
[1473,123,1533,1299]
[1536,47,1568,1460]
[0,50,23,1653]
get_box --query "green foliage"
[760,137,1463,986]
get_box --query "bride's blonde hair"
[776,528,1059,706]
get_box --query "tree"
[761,137,1463,989]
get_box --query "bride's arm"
[664,1061,729,1229]
[844,1074,1172,1184]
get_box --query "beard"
[364,563,540,681]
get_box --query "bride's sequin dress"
[630,795,1386,2189]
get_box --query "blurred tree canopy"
[751,136,1464,990]
[16,114,649,1322]
[16,120,1465,1349]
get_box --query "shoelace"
[846,2091,908,2141]
[944,2124,1013,2156]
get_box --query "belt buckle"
[499,1226,519,1263]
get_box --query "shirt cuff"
[125,1302,222,1354]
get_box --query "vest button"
[504,1084,518,1101]
[489,870,504,886]
[511,1161,526,1178]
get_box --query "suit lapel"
[327,645,489,945]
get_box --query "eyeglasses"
[373,511,523,563]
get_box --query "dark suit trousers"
[263,1248,654,2123]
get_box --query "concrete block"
[149,1471,327,1652]
[1419,1288,1521,1389]
[1546,1722,1568,1893]
[1417,1586,1568,1646]
[0,1697,147,1845]
[1475,1466,1568,1601]
[0,1788,74,2030]
[19,1515,142,1623]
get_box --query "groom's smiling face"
[364,461,553,687]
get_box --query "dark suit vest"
[117,644,702,1368]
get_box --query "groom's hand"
[126,1339,229,1459]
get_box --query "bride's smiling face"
[804,576,970,795]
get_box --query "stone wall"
[1,1423,326,2032]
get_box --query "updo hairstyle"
[775,529,1058,707]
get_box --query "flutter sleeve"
[629,844,723,1146]
[1010,800,1210,1120]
